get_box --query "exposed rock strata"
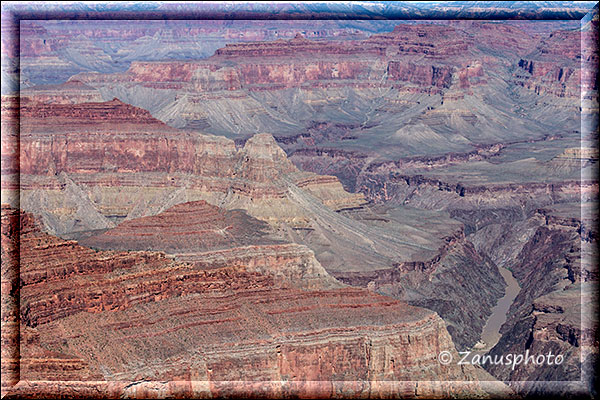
[79,200,279,252]
[358,174,592,212]
[79,200,337,289]
[57,21,580,152]
[6,20,594,395]
[11,99,510,353]
[13,19,389,88]
[15,100,365,233]
[20,80,104,104]
[1,205,22,395]
[512,30,581,98]
[1,206,507,398]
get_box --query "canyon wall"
[5,15,596,397]
[14,100,365,233]
[8,98,511,354]
[58,21,581,148]
[2,205,509,398]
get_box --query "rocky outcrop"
[11,20,386,93]
[16,206,341,330]
[14,19,386,88]
[2,206,507,398]
[485,280,596,395]
[356,170,592,219]
[512,30,581,98]
[487,283,596,397]
[73,24,473,95]
[79,200,277,252]
[12,98,516,359]
[366,24,472,58]
[16,100,400,281]
[20,80,104,104]
[79,200,338,289]
[12,95,516,366]
[387,62,454,90]
[50,20,580,146]
[215,33,384,58]
[550,147,599,171]
[342,143,596,370]
[8,17,595,396]
[1,95,19,180]
[16,100,365,232]
[288,148,369,192]
[18,100,351,191]
[1,205,22,394]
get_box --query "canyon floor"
[1,4,599,399]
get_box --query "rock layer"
[5,16,595,397]
[61,21,580,151]
[80,200,278,252]
[1,206,504,398]
[466,200,597,395]
[11,98,513,353]
[14,100,365,235]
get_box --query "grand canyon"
[1,2,599,399]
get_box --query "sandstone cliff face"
[79,200,338,290]
[1,205,22,394]
[2,206,504,398]
[20,80,104,104]
[72,25,474,97]
[1,96,19,186]
[115,25,472,93]
[16,100,433,284]
[8,96,512,390]
[16,100,364,233]
[298,132,595,380]
[12,98,512,355]
[13,19,390,89]
[511,30,582,98]
[55,21,580,148]
[351,134,595,215]
[19,98,236,177]
[7,17,594,396]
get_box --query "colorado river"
[474,266,521,352]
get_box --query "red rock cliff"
[1,206,502,398]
